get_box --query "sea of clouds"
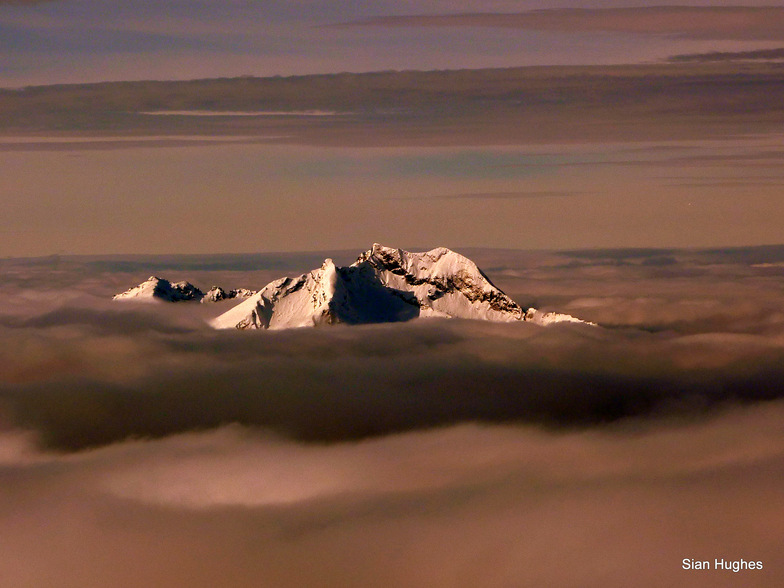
[0,247,782,586]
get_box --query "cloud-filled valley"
[2,247,784,450]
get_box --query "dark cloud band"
[669,47,784,62]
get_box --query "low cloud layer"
[3,247,784,450]
[1,248,783,585]
[1,408,782,587]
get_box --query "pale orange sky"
[3,137,784,256]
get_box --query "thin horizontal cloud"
[669,47,784,62]
[663,151,784,165]
[667,181,784,188]
[561,151,784,170]
[334,7,784,41]
[0,0,56,4]
[0,136,280,152]
[656,174,784,182]
[391,190,587,201]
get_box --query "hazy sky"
[3,1,784,86]
[4,137,784,256]
[4,2,784,256]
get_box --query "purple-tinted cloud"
[336,6,784,41]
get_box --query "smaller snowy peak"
[202,286,229,303]
[113,276,204,303]
[524,308,592,326]
[229,288,257,299]
[202,286,258,303]
[113,277,256,303]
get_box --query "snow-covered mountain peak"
[211,244,592,330]
[113,276,204,302]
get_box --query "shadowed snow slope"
[212,244,588,330]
